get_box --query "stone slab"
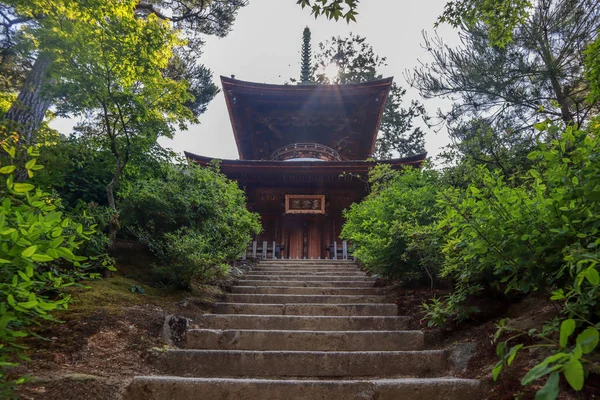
[213,303,397,316]
[225,294,387,304]
[242,275,375,281]
[126,377,481,400]
[186,329,424,351]
[159,349,449,377]
[231,286,385,295]
[245,270,365,276]
[235,280,376,287]
[198,314,410,331]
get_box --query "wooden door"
[286,221,304,259]
[307,220,322,259]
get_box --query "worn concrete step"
[159,349,448,378]
[213,302,397,316]
[126,377,481,400]
[186,329,424,351]
[198,314,409,331]
[242,275,374,281]
[235,280,376,288]
[225,294,387,304]
[231,286,384,295]
[252,265,361,270]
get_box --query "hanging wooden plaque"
[285,194,325,214]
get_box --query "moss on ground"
[64,276,175,316]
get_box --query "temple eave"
[184,151,427,169]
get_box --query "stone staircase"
[125,259,481,399]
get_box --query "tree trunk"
[106,170,119,245]
[3,53,54,144]
[106,156,126,246]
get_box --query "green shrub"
[426,120,600,398]
[120,161,261,288]
[150,228,230,287]
[0,134,112,396]
[341,164,443,286]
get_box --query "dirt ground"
[394,287,600,400]
[12,242,222,400]
[10,254,600,399]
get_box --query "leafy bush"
[425,120,600,398]
[341,164,443,286]
[120,162,261,288]
[0,134,111,396]
[150,228,230,287]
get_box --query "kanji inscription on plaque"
[285,195,325,214]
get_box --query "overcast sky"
[54,0,460,160]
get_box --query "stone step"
[213,303,397,316]
[235,280,376,287]
[126,377,481,400]
[158,349,449,378]
[186,329,424,351]
[231,286,385,295]
[242,275,374,281]
[198,314,410,331]
[246,268,366,277]
[213,303,398,316]
[225,294,387,304]
[251,267,362,273]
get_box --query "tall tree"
[410,0,600,135]
[43,4,195,214]
[1,0,244,143]
[312,34,428,159]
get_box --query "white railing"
[241,240,352,260]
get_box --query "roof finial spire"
[300,27,312,85]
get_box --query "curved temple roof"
[221,76,393,161]
[185,151,428,188]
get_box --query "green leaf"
[507,344,523,365]
[492,361,503,381]
[49,237,64,248]
[56,247,75,259]
[17,300,38,309]
[576,327,599,354]
[21,245,37,257]
[560,319,576,348]
[522,353,568,385]
[17,270,29,282]
[550,290,565,300]
[13,183,35,193]
[0,165,16,174]
[36,301,57,311]
[31,254,54,262]
[535,372,560,400]
[585,267,600,285]
[563,358,584,391]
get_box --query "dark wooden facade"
[186,76,427,259]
